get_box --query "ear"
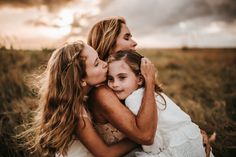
[80,80,87,87]
[137,74,144,86]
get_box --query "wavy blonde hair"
[87,16,126,60]
[23,41,88,156]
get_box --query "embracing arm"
[76,117,137,157]
[92,58,157,145]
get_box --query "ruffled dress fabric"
[125,88,213,157]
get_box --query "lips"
[113,90,124,96]
[114,90,123,93]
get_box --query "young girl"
[107,50,214,157]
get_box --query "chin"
[116,94,126,100]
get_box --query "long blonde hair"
[87,16,126,60]
[24,41,88,156]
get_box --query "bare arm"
[91,58,157,145]
[76,117,137,157]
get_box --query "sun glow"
[57,9,74,27]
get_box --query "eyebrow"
[117,73,128,76]
[124,33,131,37]
[108,73,127,77]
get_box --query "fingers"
[205,145,211,157]
[201,130,209,146]
[141,58,155,75]
[140,57,156,85]
[200,130,214,157]
[141,57,151,66]
[209,132,216,143]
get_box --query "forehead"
[109,60,132,72]
[80,45,97,63]
[119,23,130,35]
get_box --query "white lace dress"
[125,88,214,157]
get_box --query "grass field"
[0,47,236,157]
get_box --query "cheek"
[115,40,127,51]
[107,81,112,88]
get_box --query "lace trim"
[94,123,126,145]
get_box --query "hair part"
[87,16,126,60]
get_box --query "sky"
[0,0,236,49]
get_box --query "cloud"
[95,0,236,48]
[205,0,236,20]
[0,0,77,12]
[98,0,236,31]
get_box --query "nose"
[112,80,118,88]
[131,39,137,49]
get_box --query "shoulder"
[91,84,116,99]
[126,88,144,100]
[89,85,120,109]
[125,88,144,106]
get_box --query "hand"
[140,57,156,86]
[201,130,216,157]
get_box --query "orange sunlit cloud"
[0,0,236,49]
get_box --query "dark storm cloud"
[0,0,76,11]
[205,0,236,21]
[98,0,236,36]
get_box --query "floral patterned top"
[94,123,126,145]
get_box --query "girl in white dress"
[107,50,214,157]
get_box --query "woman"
[23,40,155,157]
[87,16,212,156]
[88,16,157,146]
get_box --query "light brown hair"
[21,41,88,156]
[87,16,126,60]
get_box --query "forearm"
[77,117,137,157]
[136,83,157,143]
[92,85,157,145]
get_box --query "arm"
[76,117,137,157]
[92,58,157,145]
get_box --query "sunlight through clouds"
[0,0,235,49]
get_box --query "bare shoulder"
[91,85,116,101]
[89,85,123,112]
[94,85,113,96]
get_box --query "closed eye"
[124,33,131,40]
[119,76,126,80]
[107,75,114,81]
[94,58,99,67]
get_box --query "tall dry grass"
[0,47,235,156]
[0,47,51,157]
